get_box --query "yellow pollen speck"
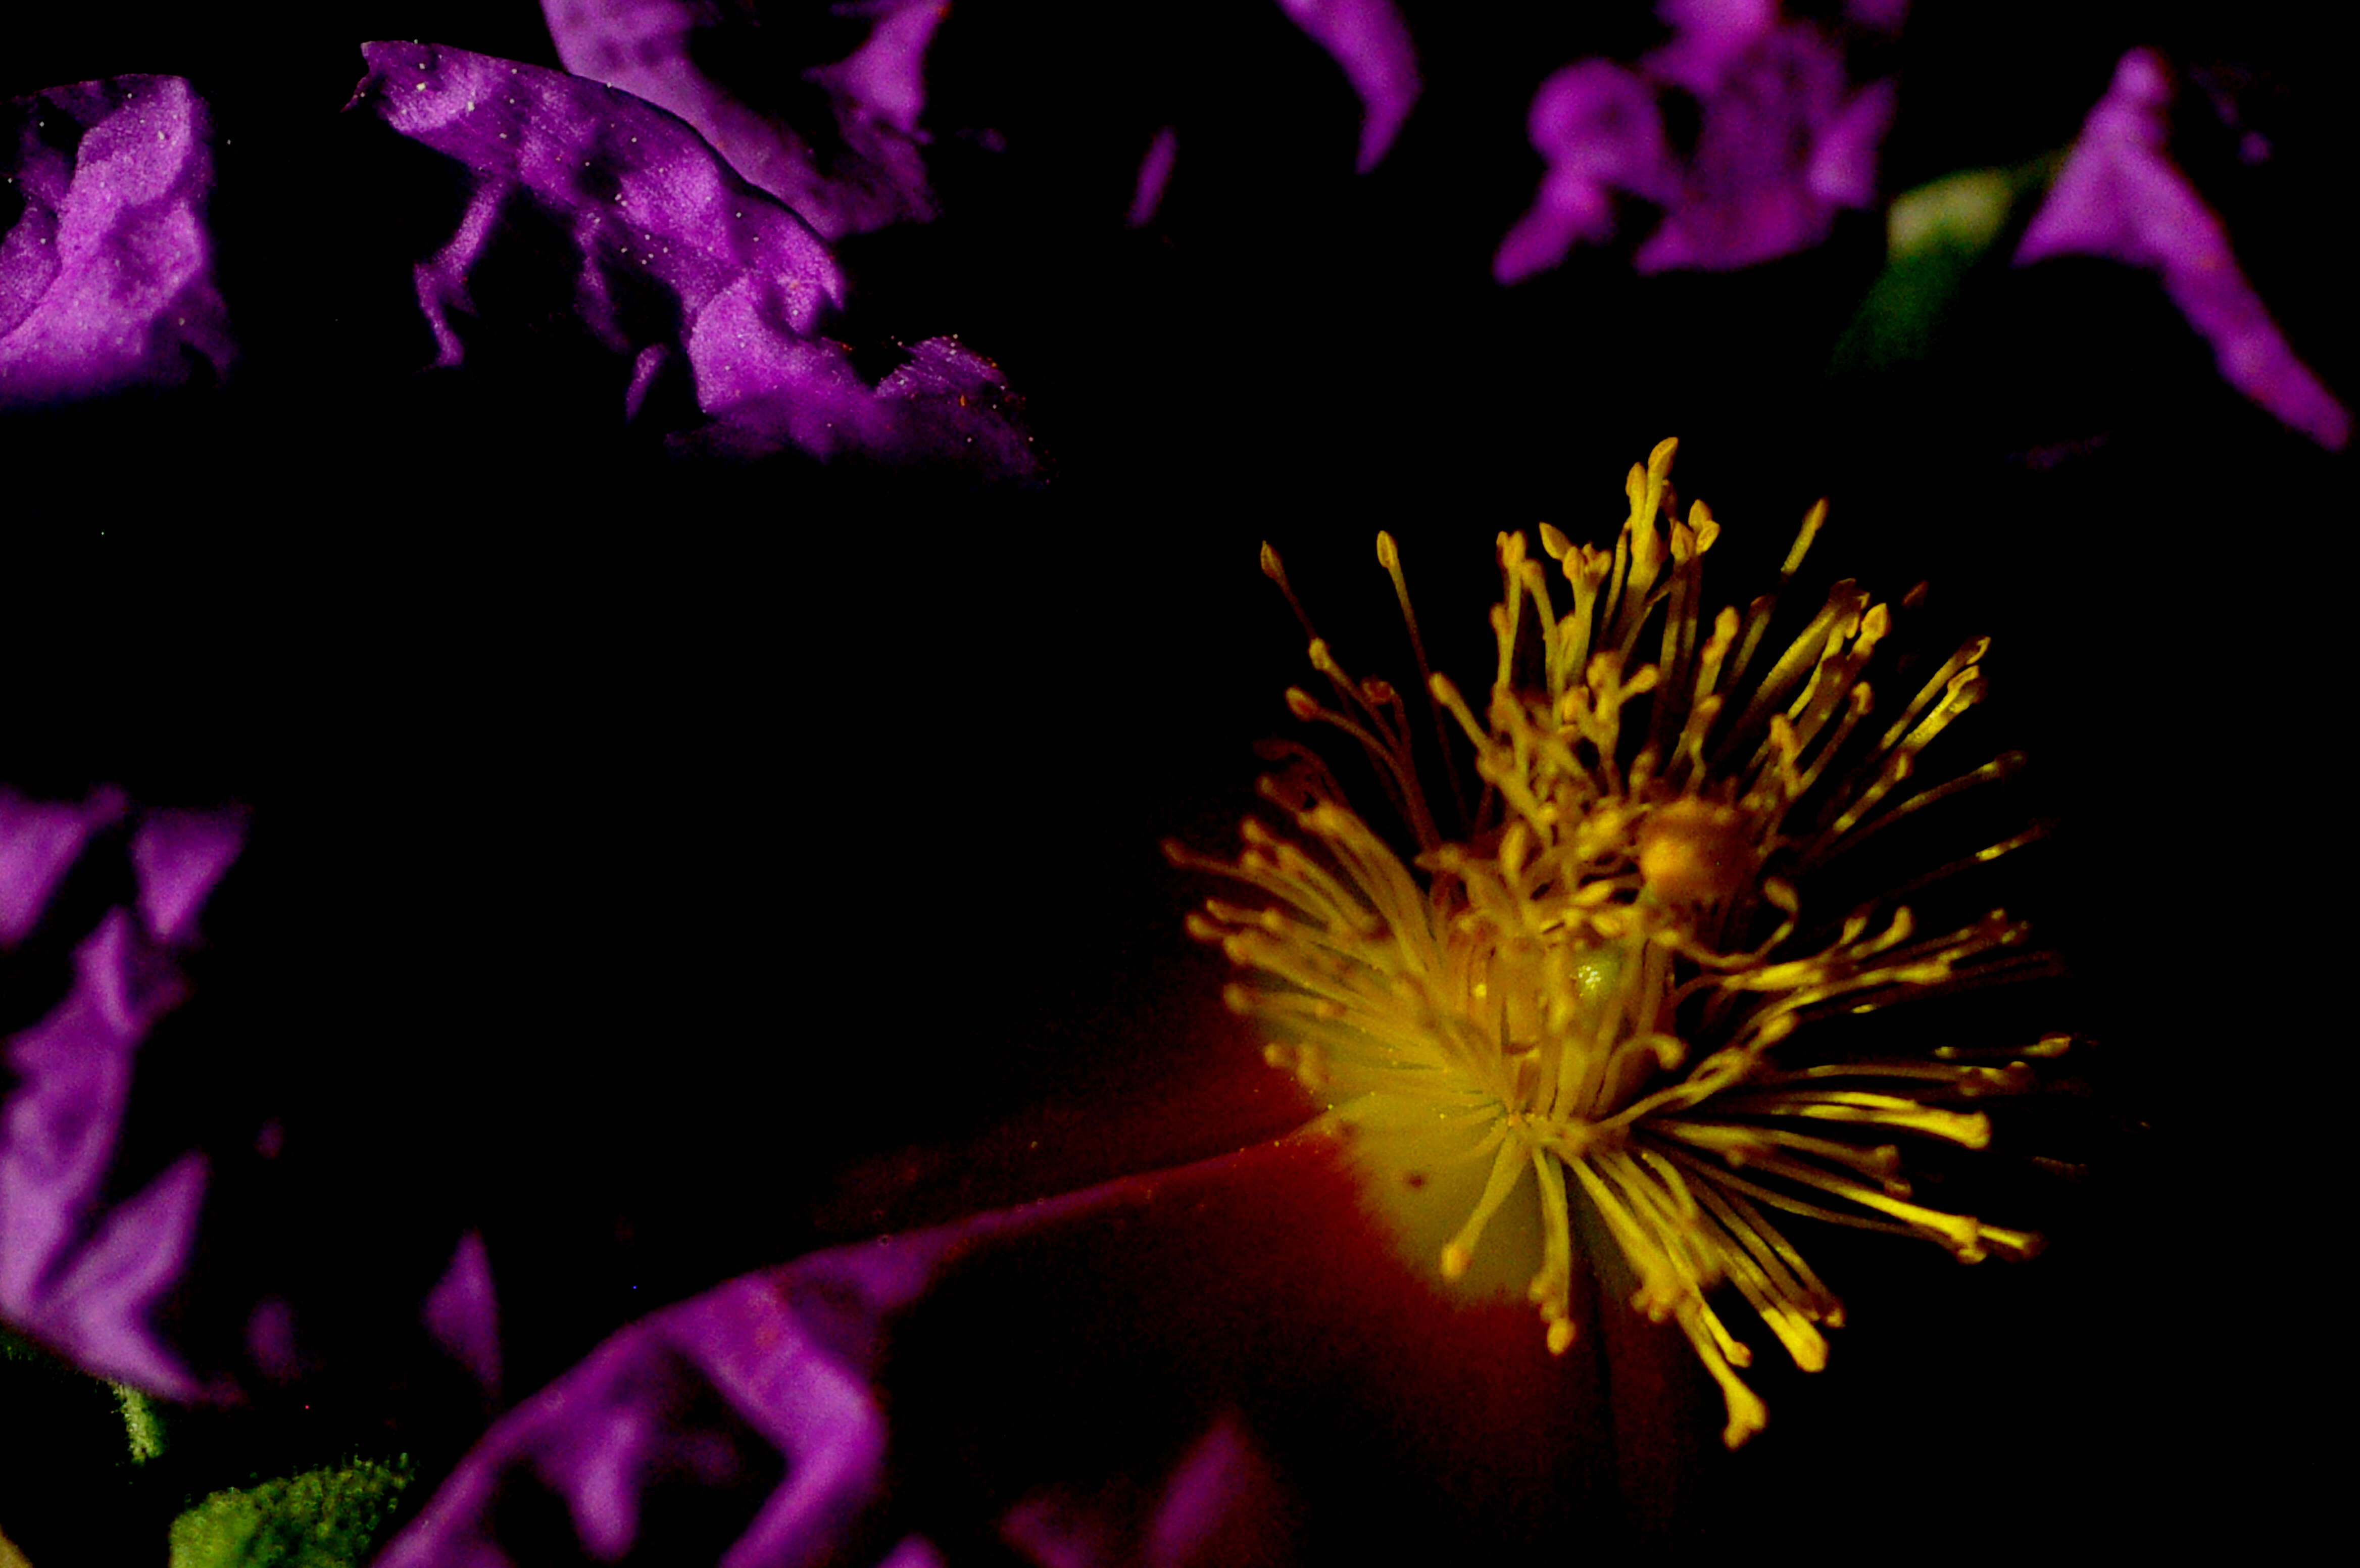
[1170,440,2062,1448]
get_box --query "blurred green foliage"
[167,1457,412,1568]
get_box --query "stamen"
[1184,444,2057,1448]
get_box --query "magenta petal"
[1494,168,1616,283]
[0,786,127,945]
[1528,60,1666,184]
[2015,49,2349,450]
[351,41,1032,471]
[542,0,943,238]
[1643,0,1780,97]
[1271,0,1423,172]
[23,1151,208,1398]
[130,805,247,947]
[1807,78,1896,209]
[1128,127,1181,229]
[1,912,183,1315]
[0,75,233,407]
[373,1231,954,1568]
[424,1230,504,1403]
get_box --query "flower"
[0,74,233,406]
[2014,48,2350,452]
[1169,438,2057,1447]
[1496,0,1897,281]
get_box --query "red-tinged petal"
[2015,50,2350,450]
[0,75,233,407]
[380,1135,1710,1566]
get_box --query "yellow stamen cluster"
[1169,438,2059,1447]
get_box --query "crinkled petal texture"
[541,0,944,239]
[2015,49,2349,450]
[350,41,1034,473]
[0,796,244,1395]
[1496,2,1892,280]
[0,75,234,407]
[377,1136,1697,1567]
[1271,0,1423,173]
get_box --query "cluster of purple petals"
[542,0,1420,241]
[1270,0,1422,174]
[353,40,1036,472]
[1496,0,1897,279]
[2014,48,2350,451]
[540,0,949,241]
[0,791,507,1411]
[373,1156,1321,1568]
[0,74,234,407]
[0,791,241,1395]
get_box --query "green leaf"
[1832,157,2062,373]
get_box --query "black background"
[4,2,2348,1562]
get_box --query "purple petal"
[1495,63,1667,283]
[1503,7,1892,278]
[542,0,944,238]
[0,75,233,407]
[424,1229,503,1402]
[0,786,126,945]
[1142,1417,1291,1568]
[1127,127,1180,229]
[1493,168,1616,284]
[350,41,1034,471]
[1634,22,1871,272]
[1,911,183,1315]
[1270,0,1423,172]
[21,1152,209,1398]
[2015,50,2348,450]
[130,805,247,947]
[373,1232,954,1568]
[1807,78,1896,209]
[1643,0,1781,97]
[1527,60,1667,184]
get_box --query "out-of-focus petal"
[0,75,233,407]
[424,1229,503,1404]
[1634,21,1866,272]
[1494,168,1616,284]
[1528,61,1667,185]
[1504,4,1892,279]
[1807,77,1895,208]
[1643,0,1779,97]
[25,1150,208,1397]
[373,1218,951,1568]
[349,41,1034,473]
[0,786,126,945]
[1270,0,1422,172]
[2015,49,2349,450]
[1,799,251,1401]
[542,0,944,238]
[1127,127,1180,229]
[130,805,246,946]
[1,910,198,1389]
[1495,63,1667,283]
